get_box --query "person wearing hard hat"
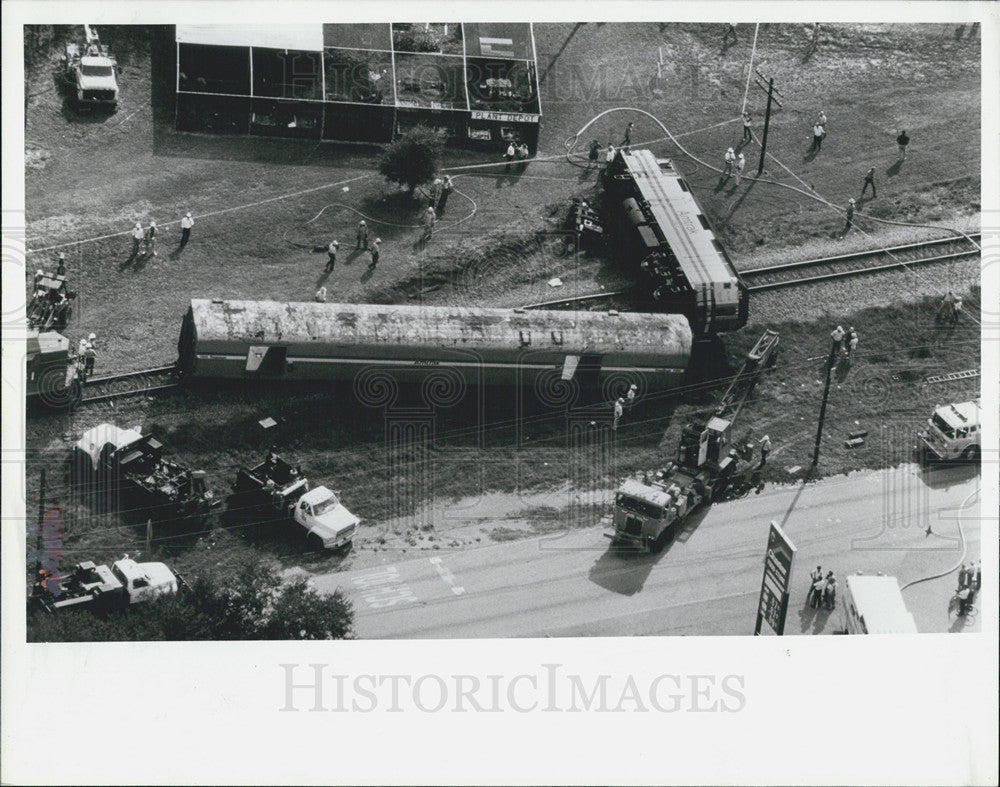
[368,238,381,269]
[325,239,339,273]
[56,253,67,277]
[758,434,771,468]
[723,147,736,179]
[180,212,194,247]
[356,220,368,250]
[842,198,855,237]
[130,222,144,257]
[79,332,97,376]
[613,397,625,431]
[626,383,637,412]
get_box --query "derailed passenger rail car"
[178,299,692,390]
[603,148,748,333]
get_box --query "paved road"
[311,463,981,638]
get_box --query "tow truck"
[231,451,359,551]
[917,399,981,463]
[31,556,181,613]
[606,329,779,552]
[62,25,119,111]
[72,424,218,518]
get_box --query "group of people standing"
[126,213,194,259]
[955,560,981,616]
[808,566,838,610]
[502,138,531,173]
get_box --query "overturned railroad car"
[603,148,748,333]
[178,299,692,391]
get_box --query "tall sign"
[754,520,796,635]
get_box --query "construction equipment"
[61,25,119,111]
[26,329,84,408]
[28,272,75,331]
[71,424,218,518]
[231,451,359,551]
[30,556,182,613]
[606,329,779,552]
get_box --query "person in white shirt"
[723,147,736,178]
[130,222,144,257]
[180,212,194,246]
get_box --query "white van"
[841,575,918,634]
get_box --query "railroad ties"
[741,234,981,292]
[80,365,179,405]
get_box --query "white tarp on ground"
[176,24,323,52]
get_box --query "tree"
[378,125,444,196]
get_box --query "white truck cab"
[111,557,179,603]
[74,423,143,471]
[919,399,981,462]
[295,486,359,550]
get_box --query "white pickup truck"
[232,452,359,551]
[63,28,119,112]
[32,556,180,613]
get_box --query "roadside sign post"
[754,520,797,635]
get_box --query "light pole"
[812,327,844,466]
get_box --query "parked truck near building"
[840,574,918,634]
[62,25,119,111]
[606,329,779,552]
[231,451,359,551]
[917,399,981,463]
[31,556,181,613]
[71,424,218,518]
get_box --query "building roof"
[188,299,692,358]
[176,24,324,51]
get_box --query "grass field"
[21,23,982,585]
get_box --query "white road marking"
[351,566,419,609]
[429,556,465,596]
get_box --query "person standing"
[860,167,876,199]
[56,253,66,277]
[429,178,443,209]
[817,110,827,128]
[626,383,637,412]
[368,238,381,269]
[325,240,339,273]
[896,130,910,160]
[356,220,368,250]
[957,584,972,616]
[723,146,736,178]
[145,220,158,256]
[742,112,753,143]
[503,139,516,173]
[958,563,969,590]
[843,198,856,236]
[811,575,826,608]
[758,434,771,468]
[423,206,436,242]
[605,143,616,171]
[810,122,825,153]
[612,397,624,431]
[845,327,859,357]
[937,291,955,323]
[950,296,963,326]
[130,222,144,256]
[588,139,600,168]
[519,142,530,170]
[973,560,981,591]
[824,572,838,610]
[735,151,746,185]
[180,212,194,247]
[78,332,97,376]
[621,121,634,147]
[437,176,454,215]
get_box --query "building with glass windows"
[174,23,541,150]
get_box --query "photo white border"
[3,2,998,785]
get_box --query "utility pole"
[752,68,783,176]
[35,468,46,575]
[812,328,843,466]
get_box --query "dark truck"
[72,424,218,518]
[232,452,359,551]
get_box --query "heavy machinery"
[71,424,218,518]
[62,25,119,111]
[26,329,84,408]
[232,451,359,551]
[31,556,181,613]
[28,272,75,331]
[606,329,779,552]
[917,399,981,463]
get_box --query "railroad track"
[80,364,179,404]
[741,234,981,292]
[522,290,631,311]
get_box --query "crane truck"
[61,25,119,111]
[231,451,359,551]
[31,556,182,613]
[71,424,218,518]
[606,329,779,552]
